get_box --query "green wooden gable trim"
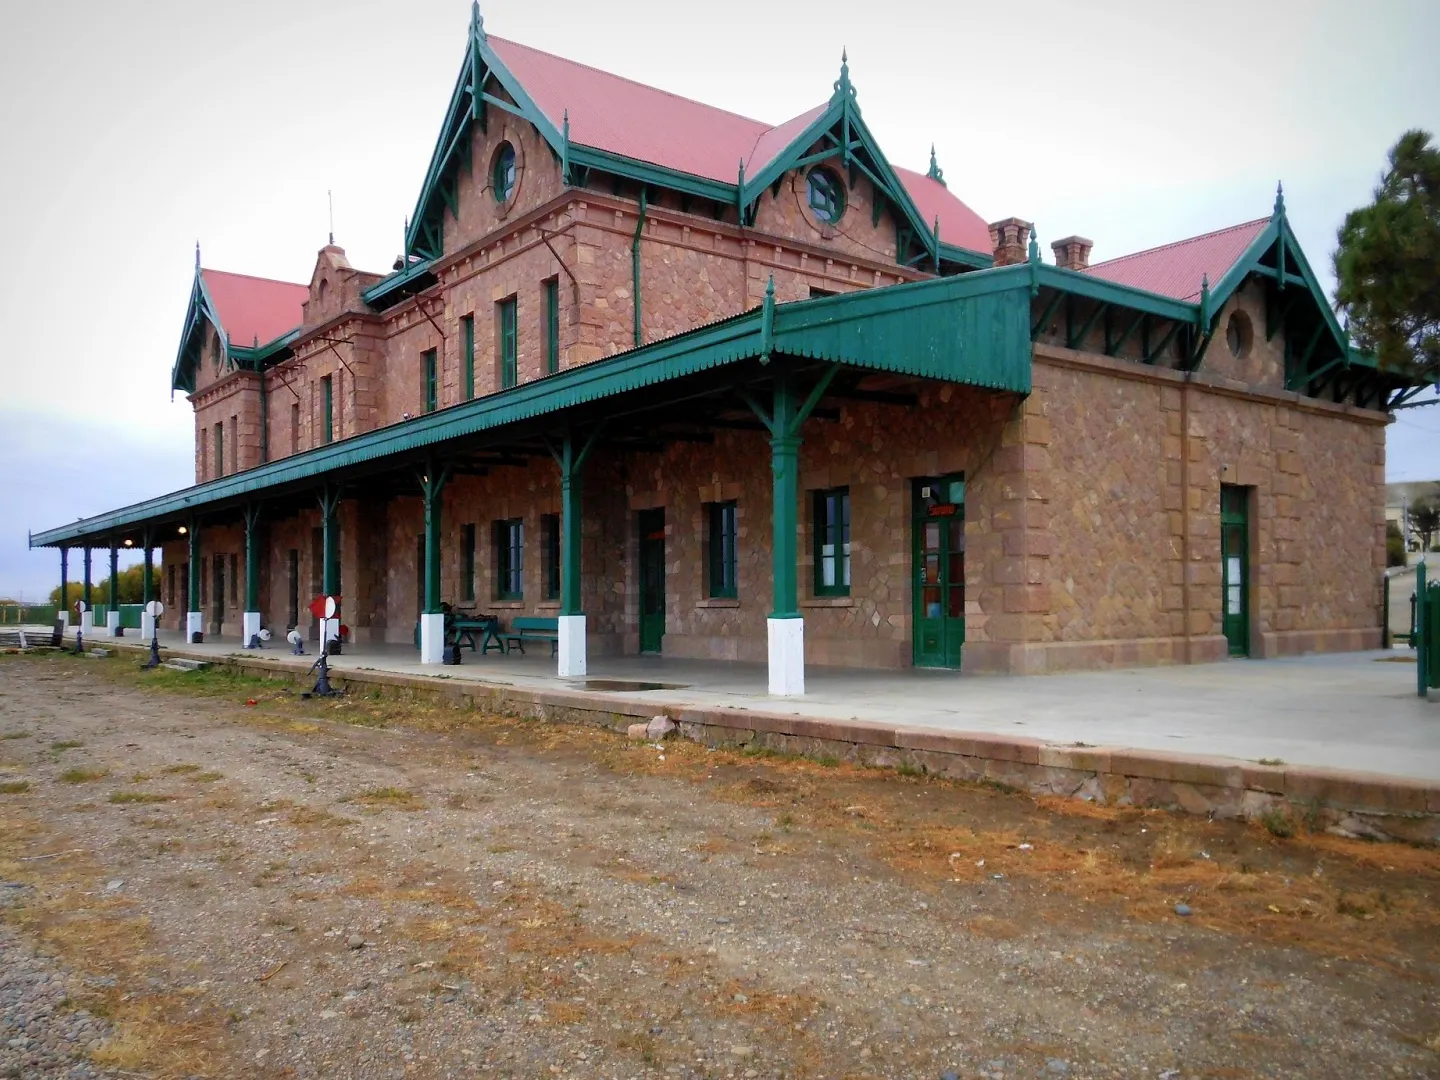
[171,263,299,393]
[34,271,1032,549]
[737,55,991,271]
[170,266,227,394]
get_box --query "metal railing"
[0,604,58,626]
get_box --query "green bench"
[502,616,560,656]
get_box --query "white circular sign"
[287,629,302,646]
[258,628,272,641]
[145,600,164,618]
[323,596,338,619]
[74,601,88,614]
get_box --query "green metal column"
[82,547,92,610]
[560,445,583,615]
[59,548,69,613]
[419,461,450,615]
[108,545,118,613]
[243,505,262,611]
[141,531,153,606]
[553,429,603,616]
[769,374,801,620]
[318,487,340,599]
[187,521,201,611]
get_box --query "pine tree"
[1334,130,1440,377]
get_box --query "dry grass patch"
[347,785,424,810]
[0,780,31,794]
[0,731,31,740]
[161,763,202,775]
[110,791,177,805]
[50,740,84,750]
[59,767,108,784]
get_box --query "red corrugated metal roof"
[1083,218,1268,301]
[893,166,992,258]
[489,36,990,254]
[201,269,308,347]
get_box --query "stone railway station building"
[31,7,1432,694]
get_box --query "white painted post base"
[58,611,70,632]
[104,611,120,637]
[242,612,262,647]
[140,612,156,642]
[78,611,94,636]
[557,614,587,678]
[186,611,204,643]
[767,617,805,696]
[419,613,446,664]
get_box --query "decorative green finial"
[927,144,946,187]
[471,1,485,39]
[1200,272,1211,326]
[194,240,201,270]
[1027,224,1040,264]
[765,274,775,301]
[831,48,855,105]
[1273,181,1285,218]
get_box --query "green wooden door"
[1220,485,1250,657]
[912,476,966,668]
[638,508,665,653]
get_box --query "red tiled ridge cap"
[1082,217,1269,303]
[201,268,308,348]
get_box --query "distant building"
[1387,480,1440,553]
[29,7,1437,690]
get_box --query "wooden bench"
[502,616,559,656]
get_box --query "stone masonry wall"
[1026,344,1386,671]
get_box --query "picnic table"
[448,608,505,654]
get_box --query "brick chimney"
[988,217,1032,267]
[1051,235,1094,272]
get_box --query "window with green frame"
[813,487,850,596]
[543,278,560,375]
[460,522,476,601]
[497,297,517,389]
[423,348,437,413]
[707,501,737,599]
[214,422,224,477]
[493,518,523,600]
[321,374,334,444]
[541,513,560,600]
[461,314,475,400]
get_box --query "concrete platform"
[132,630,1440,782]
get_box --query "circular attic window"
[492,143,516,204]
[806,166,846,224]
[1225,310,1253,359]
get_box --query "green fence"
[0,604,59,626]
[88,604,143,630]
[1418,562,1439,695]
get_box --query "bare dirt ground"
[1,651,1439,1080]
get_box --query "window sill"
[801,596,853,608]
[488,600,526,609]
[536,600,561,610]
[695,597,740,609]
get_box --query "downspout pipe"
[631,188,648,348]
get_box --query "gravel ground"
[0,652,1438,1079]
[0,914,117,1080]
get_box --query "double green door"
[912,476,966,668]
[638,508,665,653]
[1220,485,1250,657]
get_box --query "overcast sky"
[1,0,1437,599]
